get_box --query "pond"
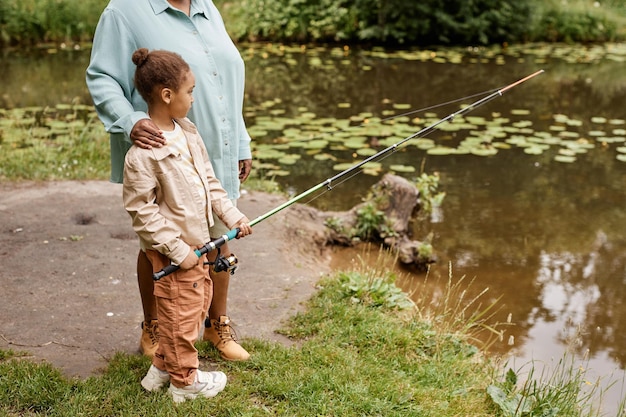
[2,42,626,411]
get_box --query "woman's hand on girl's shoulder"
[131,118,166,149]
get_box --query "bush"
[220,0,533,45]
[218,0,625,45]
[531,2,620,42]
[0,0,107,46]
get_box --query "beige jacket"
[123,118,245,265]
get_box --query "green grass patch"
[2,261,622,416]
[0,105,110,181]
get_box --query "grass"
[0,105,111,181]
[1,254,624,416]
[0,104,284,194]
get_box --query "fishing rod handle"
[152,228,240,280]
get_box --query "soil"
[0,180,333,378]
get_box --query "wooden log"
[321,173,436,269]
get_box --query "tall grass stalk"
[409,262,506,351]
[489,351,626,416]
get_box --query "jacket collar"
[174,117,198,134]
[150,144,175,161]
[148,118,198,161]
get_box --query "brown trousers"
[145,249,212,388]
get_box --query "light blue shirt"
[86,0,251,199]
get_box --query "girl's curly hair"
[132,48,190,103]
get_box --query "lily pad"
[344,136,368,149]
[427,146,456,155]
[266,169,291,177]
[554,155,576,163]
[470,148,498,156]
[277,154,301,165]
[301,139,329,149]
[389,164,416,173]
[332,162,357,171]
[313,153,337,161]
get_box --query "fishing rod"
[153,69,544,280]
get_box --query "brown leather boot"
[139,319,159,357]
[203,315,250,361]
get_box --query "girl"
[123,48,252,403]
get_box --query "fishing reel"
[205,248,238,275]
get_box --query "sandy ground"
[0,180,332,378]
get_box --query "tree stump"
[322,173,436,269]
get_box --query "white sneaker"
[168,369,227,403]
[141,365,170,392]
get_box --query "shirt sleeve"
[237,115,253,161]
[122,152,191,265]
[85,7,149,140]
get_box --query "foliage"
[529,0,621,43]
[338,269,415,310]
[0,0,107,47]
[217,0,625,45]
[221,0,533,45]
[488,354,626,416]
[324,215,347,235]
[0,104,111,181]
[0,0,624,47]
[351,203,393,240]
[415,171,446,215]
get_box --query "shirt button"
[213,72,218,76]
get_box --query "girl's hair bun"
[132,48,150,67]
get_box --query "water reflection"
[241,44,626,412]
[2,43,626,410]
[0,48,93,108]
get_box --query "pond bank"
[0,180,330,377]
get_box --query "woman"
[86,0,253,361]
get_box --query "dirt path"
[0,181,331,378]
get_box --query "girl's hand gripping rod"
[152,69,544,281]
[153,228,241,280]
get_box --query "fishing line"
[275,87,503,147]
[380,88,501,122]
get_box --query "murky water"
[3,43,626,411]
